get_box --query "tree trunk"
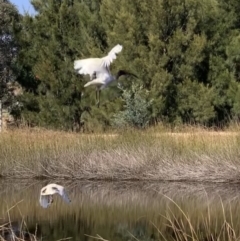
[0,98,2,132]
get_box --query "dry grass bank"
[0,127,240,181]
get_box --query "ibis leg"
[95,89,98,102]
[96,89,100,108]
[95,88,101,108]
[98,90,101,108]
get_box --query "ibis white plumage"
[74,44,137,107]
[74,44,123,81]
[84,70,138,107]
[39,183,71,208]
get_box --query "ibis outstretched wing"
[74,44,123,77]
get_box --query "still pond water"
[1,180,240,241]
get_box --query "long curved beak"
[116,70,138,79]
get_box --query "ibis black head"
[116,70,138,80]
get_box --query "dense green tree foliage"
[6,0,240,131]
[0,0,20,112]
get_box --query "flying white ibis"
[39,183,71,208]
[74,44,137,107]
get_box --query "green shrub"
[112,83,153,128]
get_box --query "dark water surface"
[1,180,240,241]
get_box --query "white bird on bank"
[74,44,137,107]
[39,184,71,208]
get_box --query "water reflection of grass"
[0,128,240,182]
[1,182,240,240]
